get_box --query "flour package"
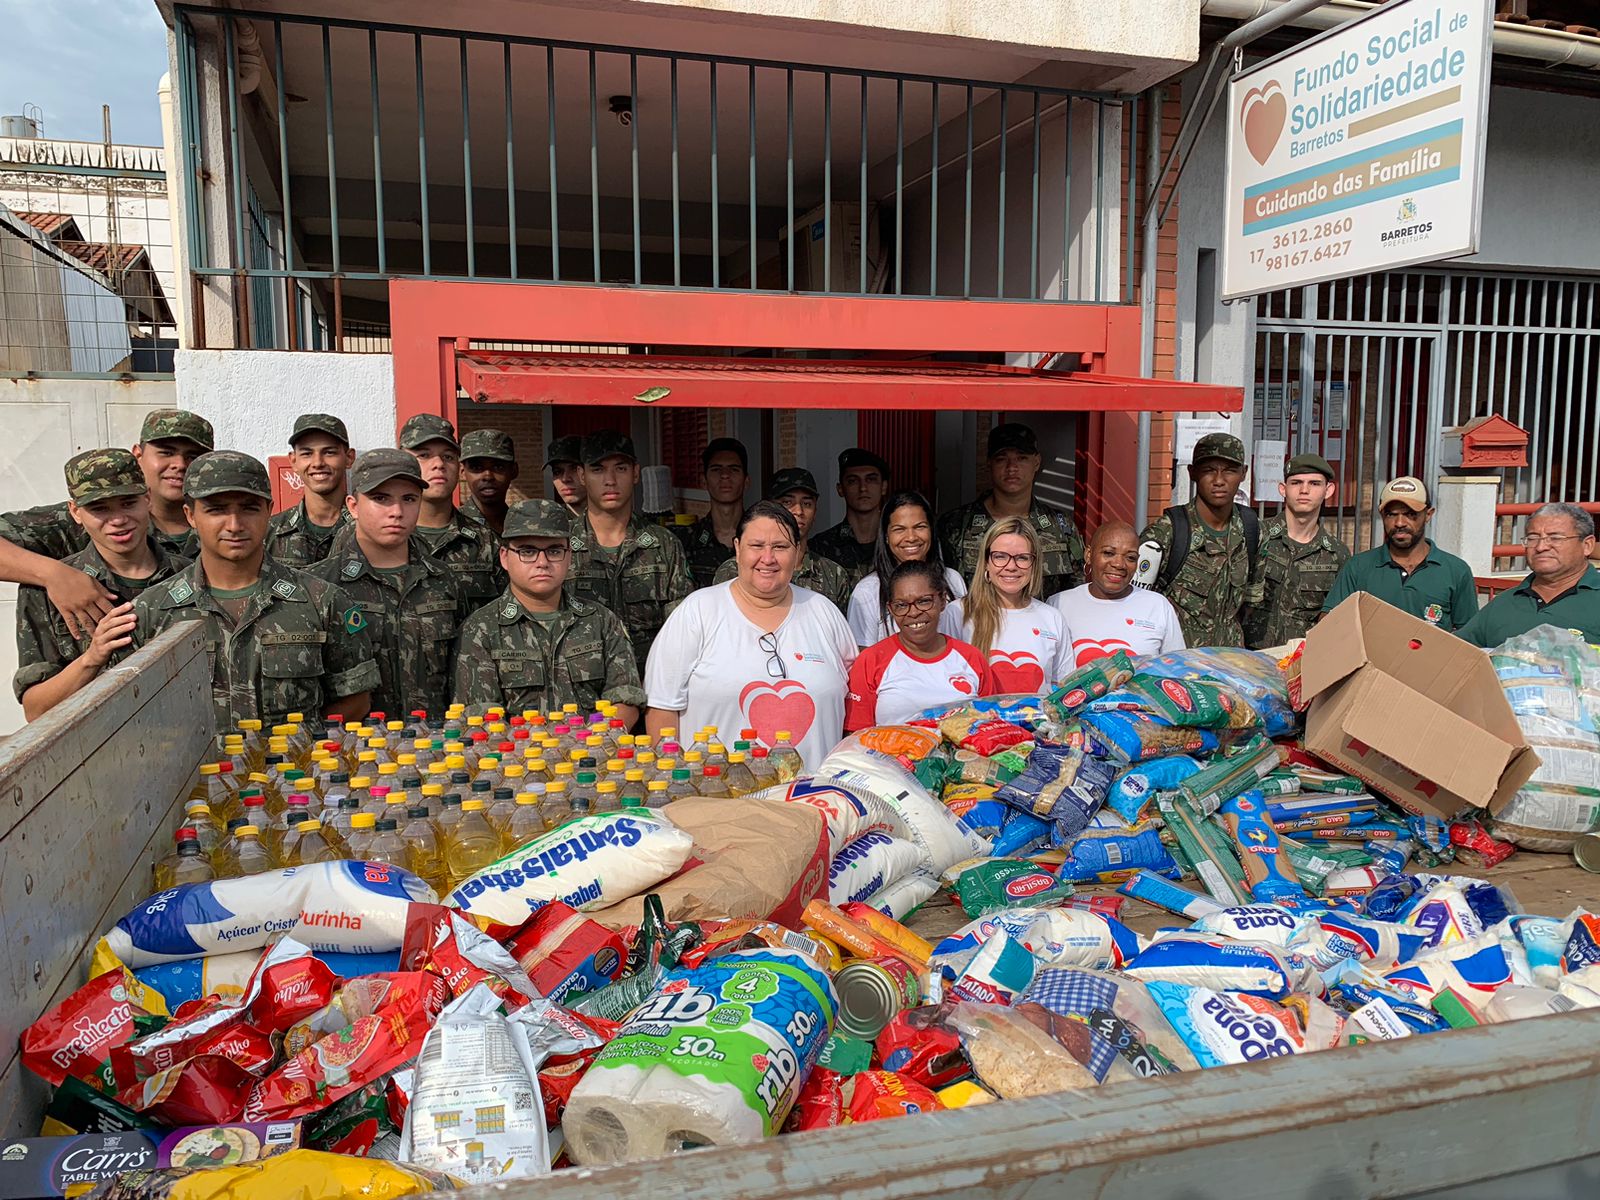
[815,740,990,871]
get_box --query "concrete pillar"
[1434,474,1501,577]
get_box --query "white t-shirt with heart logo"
[844,635,994,730]
[644,581,858,770]
[1046,584,1187,667]
[938,598,1073,692]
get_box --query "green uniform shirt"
[1457,566,1600,648]
[265,501,351,569]
[1321,539,1479,630]
[675,516,736,589]
[1139,500,1264,648]
[937,494,1086,598]
[130,556,381,732]
[414,510,506,615]
[308,527,465,716]
[457,495,507,535]
[454,588,646,715]
[810,519,878,584]
[569,512,693,672]
[0,499,197,562]
[1243,518,1351,648]
[711,550,852,613]
[13,539,182,701]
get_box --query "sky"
[0,0,170,146]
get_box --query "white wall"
[173,349,397,463]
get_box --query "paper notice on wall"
[1254,439,1287,501]
[1175,417,1233,466]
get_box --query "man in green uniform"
[454,499,644,721]
[676,437,748,588]
[1321,476,1478,630]
[0,409,210,640]
[568,430,693,673]
[938,422,1085,596]
[308,449,463,718]
[130,451,379,732]
[546,435,587,517]
[812,448,889,584]
[1459,503,1600,647]
[14,449,182,720]
[399,413,505,614]
[458,428,519,536]
[1139,432,1264,648]
[1244,453,1351,648]
[265,413,354,568]
[712,468,851,611]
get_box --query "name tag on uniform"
[414,599,457,615]
[259,630,328,646]
[565,640,602,657]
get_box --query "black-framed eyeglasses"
[1525,534,1583,547]
[758,631,788,680]
[505,544,569,563]
[887,594,939,618]
[987,550,1036,568]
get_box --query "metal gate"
[1254,270,1600,552]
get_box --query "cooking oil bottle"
[771,731,804,783]
[218,823,275,878]
[400,806,448,895]
[542,779,572,827]
[504,793,545,849]
[446,799,504,887]
[285,819,347,866]
[723,752,759,798]
[345,812,378,861]
[698,764,730,798]
[168,827,215,886]
[748,746,779,791]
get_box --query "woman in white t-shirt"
[846,561,996,730]
[645,501,857,771]
[848,490,967,646]
[1047,520,1185,667]
[940,516,1072,692]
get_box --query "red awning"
[455,350,1242,413]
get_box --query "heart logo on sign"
[740,679,816,747]
[1240,80,1286,166]
[988,650,1044,693]
[1073,637,1134,667]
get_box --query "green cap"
[987,422,1039,458]
[290,413,350,447]
[139,409,214,451]
[502,499,574,541]
[460,428,517,463]
[183,451,272,500]
[582,430,637,466]
[350,448,425,494]
[398,413,459,452]
[1192,432,1247,467]
[766,467,819,500]
[1284,452,1334,481]
[64,448,146,504]
[544,435,584,469]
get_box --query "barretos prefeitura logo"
[1383,196,1432,245]
[1240,80,1287,165]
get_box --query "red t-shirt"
[844,636,996,730]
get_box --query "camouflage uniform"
[1243,518,1350,649]
[401,413,507,612]
[130,452,380,731]
[570,512,693,672]
[937,495,1086,596]
[711,551,852,612]
[265,502,351,568]
[810,520,877,584]
[676,516,736,589]
[458,428,517,535]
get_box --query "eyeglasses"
[505,544,569,563]
[887,594,940,617]
[987,550,1036,569]
[1525,534,1584,547]
[758,631,788,680]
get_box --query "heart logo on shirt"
[1073,637,1135,667]
[740,680,817,747]
[1125,618,1135,625]
[950,675,975,695]
[988,650,1044,694]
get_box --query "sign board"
[1175,416,1232,465]
[1222,0,1494,300]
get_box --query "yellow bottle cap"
[478,757,500,771]
[359,751,378,763]
[386,794,409,805]
[248,772,270,785]
[562,704,579,714]
[516,792,540,805]
[238,824,260,836]
[635,736,653,749]
[525,757,548,770]
[378,763,400,776]
[618,735,636,749]
[415,738,434,750]
[444,741,466,754]
[427,762,449,775]
[502,763,525,778]
[625,769,646,783]
[238,719,263,732]
[488,723,507,735]
[729,752,747,764]
[547,780,568,793]
[272,724,295,737]
[554,763,575,777]
[648,779,670,791]
[296,820,321,831]
[397,753,418,766]
[684,751,703,763]
[659,726,677,739]
[709,743,726,755]
[776,731,793,741]
[596,781,618,794]
[462,799,486,811]
[446,755,468,770]
[656,757,676,771]
[422,783,445,797]
[351,813,377,829]
[606,759,625,773]
[199,763,221,776]
[287,712,306,723]
[350,776,373,788]
[367,738,386,748]
[637,752,656,766]
[569,749,586,763]
[387,720,405,731]
[187,802,212,815]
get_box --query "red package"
[1061,892,1128,919]
[247,954,340,1031]
[21,968,160,1090]
[283,972,449,1058]
[243,971,449,1121]
[1451,819,1516,868]
[844,1070,944,1122]
[401,904,538,1009]
[185,1018,279,1076]
[873,1011,967,1090]
[119,1054,256,1126]
[501,901,627,1003]
[961,720,1030,756]
[538,1047,602,1127]
[783,1066,845,1133]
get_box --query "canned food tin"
[1573,832,1600,873]
[834,956,922,1041]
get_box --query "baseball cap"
[1379,476,1429,512]
[1284,452,1335,481]
[987,422,1039,458]
[702,437,749,473]
[183,451,273,500]
[289,413,350,447]
[140,409,214,452]
[838,448,890,477]
[350,448,425,494]
[582,430,637,467]
[502,499,575,541]
[460,428,517,463]
[1192,432,1247,467]
[65,448,147,504]
[398,413,459,452]
[544,435,584,469]
[766,467,819,500]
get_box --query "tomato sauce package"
[119,1054,257,1126]
[400,903,541,1009]
[502,900,628,1003]
[873,1010,968,1090]
[844,1070,944,1122]
[22,968,165,1092]
[783,1067,845,1132]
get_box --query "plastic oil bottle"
[666,768,695,803]
[366,818,408,869]
[168,827,215,886]
[486,787,520,838]
[435,794,466,844]
[286,819,347,866]
[645,779,672,807]
[505,793,545,849]
[265,794,316,859]
[569,771,599,816]
[723,752,759,798]
[220,823,275,878]
[418,782,446,820]
[542,779,572,828]
[593,779,620,813]
[400,806,448,895]
[771,731,804,783]
[619,769,648,807]
[698,764,730,798]
[447,799,504,887]
[345,812,378,861]
[748,746,780,791]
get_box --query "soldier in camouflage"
[1138,431,1265,648]
[14,449,182,720]
[545,435,587,517]
[1244,452,1350,649]
[265,413,354,568]
[399,413,506,613]
[130,451,380,732]
[811,448,889,584]
[568,430,694,672]
[458,428,519,535]
[711,467,851,611]
[308,449,464,718]
[937,422,1085,596]
[454,499,644,720]
[676,437,748,588]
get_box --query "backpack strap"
[1155,505,1190,591]
[1238,503,1261,573]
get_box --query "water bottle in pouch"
[1134,541,1163,589]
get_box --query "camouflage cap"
[398,413,459,452]
[544,435,584,469]
[183,450,273,500]
[987,422,1040,458]
[290,412,350,447]
[838,447,890,477]
[1284,452,1335,481]
[766,467,820,500]
[582,430,637,466]
[460,428,517,463]
[65,448,147,504]
[1192,432,1247,467]
[139,409,214,451]
[502,499,574,541]
[350,447,425,494]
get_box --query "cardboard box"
[0,1123,299,1198]
[1299,594,1539,819]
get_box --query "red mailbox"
[1440,414,1530,470]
